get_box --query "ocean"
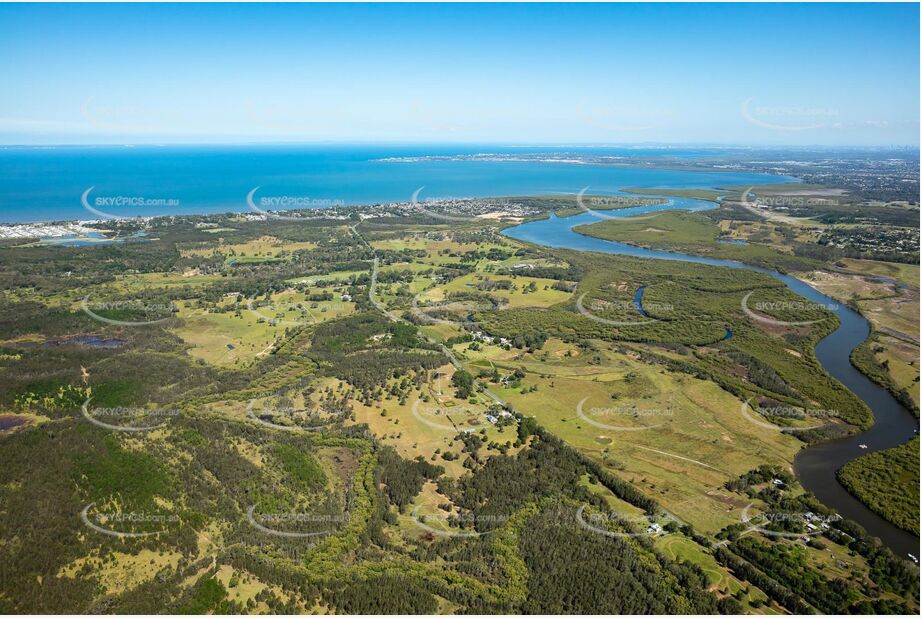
[0,145,795,223]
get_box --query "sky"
[0,3,918,146]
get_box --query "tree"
[451,370,475,399]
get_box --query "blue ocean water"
[0,145,796,223]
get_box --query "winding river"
[503,198,920,559]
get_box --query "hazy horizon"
[1,141,919,150]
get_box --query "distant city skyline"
[1,3,918,146]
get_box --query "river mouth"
[503,199,919,559]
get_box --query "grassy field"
[464,338,801,534]
[286,269,369,285]
[653,534,783,615]
[4,271,225,309]
[851,334,921,413]
[396,480,461,540]
[839,258,920,288]
[366,230,575,330]
[870,334,921,410]
[251,288,356,326]
[718,218,822,246]
[575,211,821,272]
[371,235,506,255]
[3,211,917,614]
[212,565,281,612]
[172,286,356,367]
[114,272,225,291]
[799,268,919,410]
[59,549,184,596]
[425,272,572,310]
[799,269,918,338]
[347,364,519,478]
[581,473,781,613]
[179,235,317,259]
[172,300,282,366]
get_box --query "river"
[503,199,920,559]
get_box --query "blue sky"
[0,3,918,146]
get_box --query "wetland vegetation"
[0,193,917,614]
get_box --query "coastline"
[0,146,805,225]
